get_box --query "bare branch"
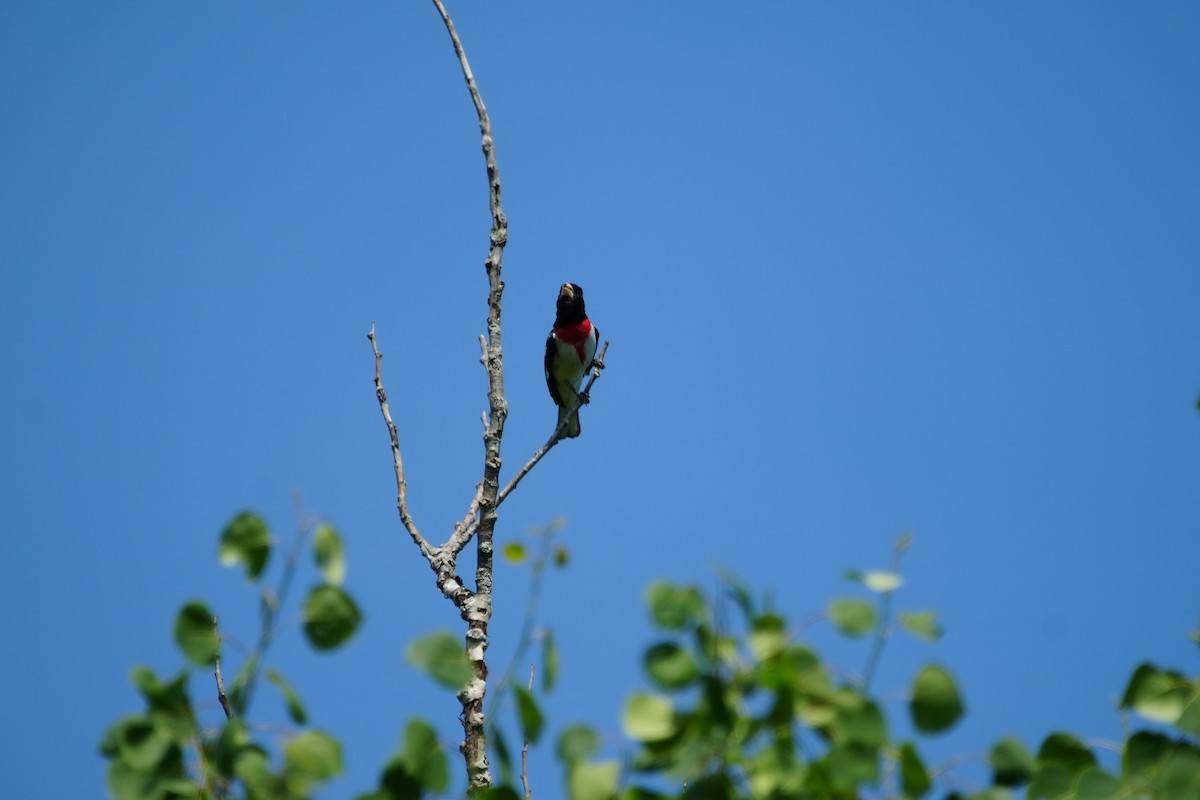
[368,324,436,562]
[430,0,509,789]
[213,615,233,721]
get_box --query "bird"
[544,282,599,438]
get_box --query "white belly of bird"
[550,336,588,389]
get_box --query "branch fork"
[367,1,612,790]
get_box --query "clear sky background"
[2,2,1198,797]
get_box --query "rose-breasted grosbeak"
[544,282,599,438]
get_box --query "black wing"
[544,333,564,406]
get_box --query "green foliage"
[990,736,1035,786]
[302,584,363,651]
[405,630,475,690]
[1121,662,1200,733]
[514,685,546,745]
[909,664,966,734]
[101,511,364,800]
[897,609,944,642]
[108,513,1200,800]
[828,597,876,638]
[218,511,272,581]
[265,669,308,725]
[312,523,346,586]
[173,602,220,666]
[609,566,1200,800]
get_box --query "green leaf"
[405,631,474,690]
[502,541,527,564]
[106,758,162,800]
[265,669,308,725]
[1177,690,1200,736]
[214,719,251,776]
[491,726,513,780]
[1028,762,1073,800]
[1123,730,1173,783]
[213,719,253,777]
[1036,732,1096,774]
[1121,662,1192,725]
[475,787,523,800]
[302,585,363,651]
[554,545,570,568]
[568,760,620,800]
[514,685,546,745]
[898,609,944,641]
[157,779,202,798]
[218,511,272,580]
[111,715,173,771]
[542,630,560,693]
[828,598,876,638]
[1150,743,1200,798]
[899,741,931,798]
[644,642,700,690]
[621,789,670,800]
[909,663,965,734]
[990,736,1034,787]
[621,693,675,741]
[749,612,789,659]
[233,747,274,797]
[130,667,191,724]
[862,570,904,593]
[556,724,601,766]
[1072,767,1120,800]
[284,729,342,782]
[845,569,904,593]
[645,581,708,631]
[398,718,448,792]
[838,699,887,748]
[825,743,880,790]
[173,602,220,666]
[312,523,346,586]
[760,643,827,694]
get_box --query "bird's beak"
[560,283,575,299]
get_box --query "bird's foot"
[591,357,605,372]
[577,390,591,405]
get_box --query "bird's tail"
[558,403,581,438]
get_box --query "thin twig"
[861,532,913,692]
[213,615,233,721]
[368,324,436,562]
[240,516,313,714]
[495,341,610,508]
[491,521,561,709]
[521,663,535,799]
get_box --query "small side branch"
[496,340,610,508]
[521,664,535,799]
[861,532,913,692]
[368,324,436,562]
[213,615,233,721]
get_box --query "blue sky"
[2,2,1198,797]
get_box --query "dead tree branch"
[368,2,611,791]
[429,0,508,790]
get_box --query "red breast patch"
[553,319,593,363]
